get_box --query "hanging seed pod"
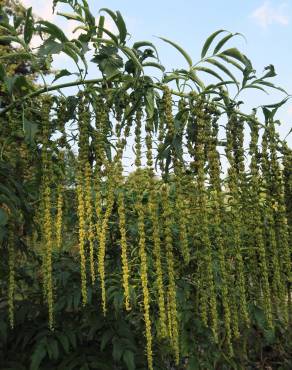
[206,105,233,354]
[248,120,273,327]
[7,223,15,329]
[161,185,180,364]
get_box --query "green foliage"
[0,1,291,370]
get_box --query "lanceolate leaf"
[96,27,119,45]
[217,54,244,72]
[52,69,74,83]
[97,16,105,38]
[133,41,159,58]
[23,118,38,145]
[116,11,127,44]
[243,84,268,94]
[120,46,143,72]
[158,36,193,67]
[57,12,83,22]
[205,58,239,88]
[142,62,165,72]
[24,7,34,44]
[201,29,226,58]
[213,32,242,54]
[256,80,287,94]
[219,48,249,66]
[194,66,224,81]
[99,8,117,23]
[37,20,68,43]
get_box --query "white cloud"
[251,2,289,28]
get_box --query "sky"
[20,0,292,145]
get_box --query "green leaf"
[256,80,287,94]
[23,118,38,145]
[92,46,123,77]
[205,58,239,87]
[145,88,155,119]
[57,12,83,22]
[97,16,105,38]
[112,339,123,362]
[99,8,117,23]
[116,11,127,44]
[96,27,119,45]
[63,44,79,64]
[24,7,34,44]
[142,61,165,72]
[120,46,143,73]
[158,36,192,67]
[123,350,135,370]
[243,84,268,94]
[0,208,8,226]
[38,39,63,57]
[52,69,73,83]
[219,47,249,66]
[201,29,226,58]
[46,338,59,360]
[0,36,25,47]
[133,41,158,58]
[56,333,70,354]
[30,345,46,370]
[261,64,276,79]
[37,20,68,43]
[214,32,242,54]
[217,54,244,72]
[194,66,224,81]
[100,329,113,351]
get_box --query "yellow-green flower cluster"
[117,191,131,311]
[148,189,167,338]
[8,223,15,329]
[136,197,153,370]
[161,185,180,364]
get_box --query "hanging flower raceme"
[76,93,90,306]
[161,185,180,364]
[206,105,233,354]
[7,222,15,329]
[40,96,54,330]
[225,112,249,331]
[263,122,290,322]
[248,121,273,327]
[191,100,219,342]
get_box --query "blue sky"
[22,0,292,144]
